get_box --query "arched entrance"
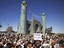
[35,24,39,33]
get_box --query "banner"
[34,33,42,40]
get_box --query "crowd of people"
[0,33,64,48]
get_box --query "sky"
[0,0,64,33]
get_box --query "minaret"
[18,1,27,34]
[30,16,35,34]
[42,13,46,36]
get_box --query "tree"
[0,24,2,31]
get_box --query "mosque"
[17,1,52,35]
